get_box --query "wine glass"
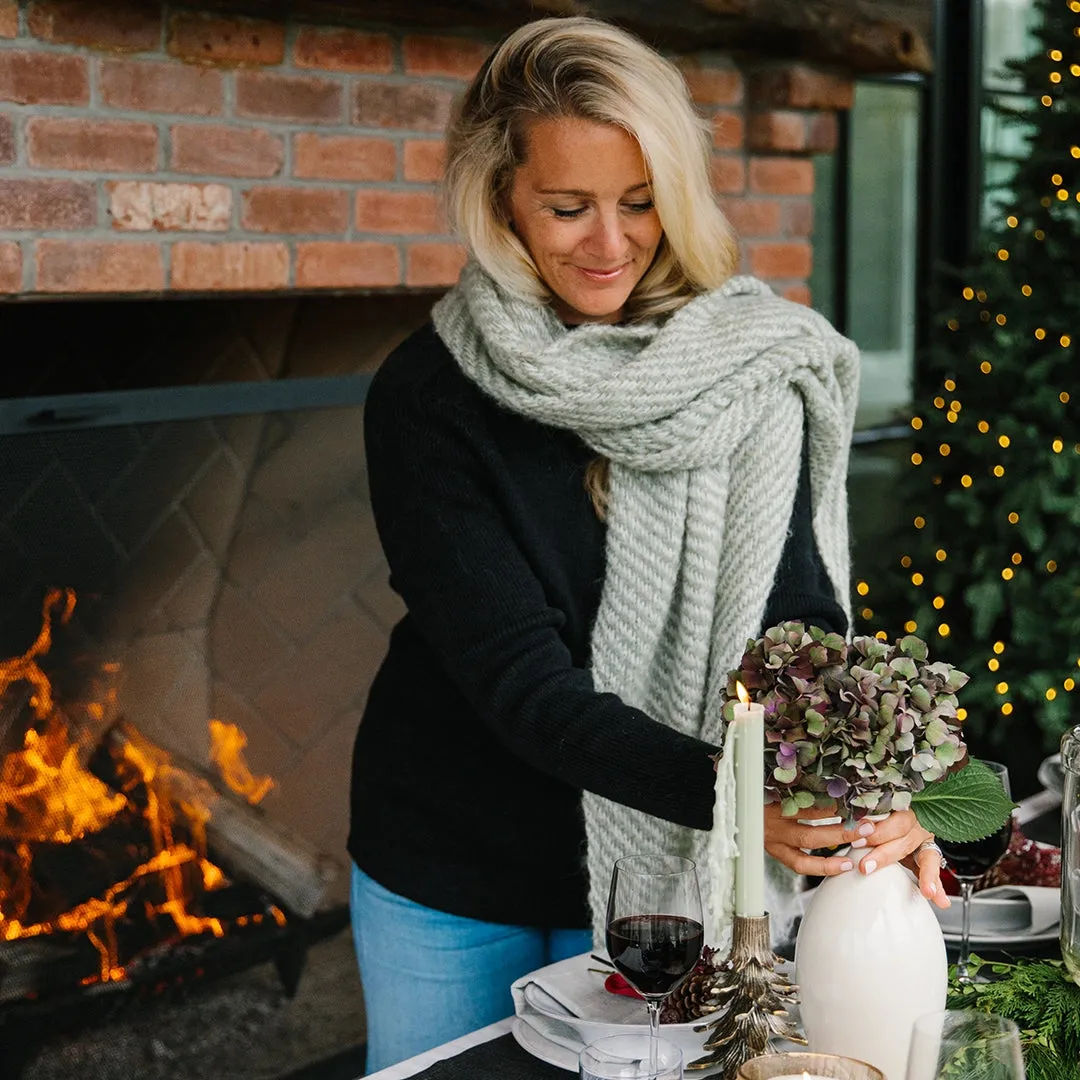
[605,855,703,1077]
[936,761,1012,984]
[906,1010,1025,1080]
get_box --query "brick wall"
[0,0,852,302]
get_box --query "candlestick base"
[685,913,806,1077]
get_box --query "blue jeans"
[350,863,592,1074]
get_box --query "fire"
[0,588,280,985]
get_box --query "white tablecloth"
[363,1018,514,1079]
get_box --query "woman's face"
[506,117,664,324]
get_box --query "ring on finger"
[915,838,946,871]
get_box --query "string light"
[988,658,1000,671]
[1001,702,1014,715]
[996,681,1009,694]
[950,400,962,411]
[947,319,959,331]
[1035,328,1047,340]
[1061,391,1071,402]
[957,708,968,721]
[978,420,990,433]
[1050,49,1064,60]
[911,572,924,586]
[976,290,987,302]
[944,379,957,391]
[1062,334,1072,347]
[980,361,993,373]
[856,581,870,596]
[993,464,1006,476]
[946,410,958,423]
[1008,512,1019,524]
[1022,284,1033,296]
[932,595,945,609]
[993,641,1005,654]
[961,474,973,487]
[900,556,912,568]
[1007,215,1019,227]
[904,620,918,633]
[995,313,1007,324]
[1041,95,1054,106]
[933,396,946,409]
[939,443,951,456]
[1011,552,1023,565]
[962,286,975,299]
[911,452,923,465]
[911,416,924,430]
[1035,229,1046,239]
[1047,560,1058,572]
[914,516,926,528]
[1002,567,1014,580]
[1053,438,1064,453]
[1052,173,1063,184]
[938,623,950,637]
[998,434,1011,447]
[1047,688,1058,700]
[875,631,888,642]
[861,607,873,619]
[1067,678,1076,692]
[1073,147,1080,158]
[997,249,1010,260]
[935,549,947,562]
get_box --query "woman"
[348,16,947,1072]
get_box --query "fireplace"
[0,290,435,1073]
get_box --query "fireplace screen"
[0,292,434,1072]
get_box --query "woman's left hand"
[854,809,952,910]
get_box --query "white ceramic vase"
[794,848,947,1080]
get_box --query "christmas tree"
[870,0,1080,757]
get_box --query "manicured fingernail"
[858,823,875,837]
[863,859,877,874]
[840,860,853,872]
[851,838,868,849]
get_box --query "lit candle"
[732,680,765,917]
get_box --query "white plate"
[941,926,1060,947]
[512,1017,578,1073]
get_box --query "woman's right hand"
[764,802,874,877]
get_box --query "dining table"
[363,787,1064,1080]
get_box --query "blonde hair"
[444,16,738,321]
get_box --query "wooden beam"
[239,0,932,74]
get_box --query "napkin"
[937,885,1060,938]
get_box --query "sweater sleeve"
[761,435,849,637]
[365,356,718,832]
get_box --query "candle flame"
[735,680,750,706]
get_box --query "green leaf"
[910,759,1017,842]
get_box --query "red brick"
[167,12,284,67]
[403,35,489,79]
[100,58,223,115]
[784,284,812,306]
[353,81,454,133]
[36,239,164,293]
[295,241,400,288]
[406,242,466,287]
[27,117,158,172]
[355,190,443,235]
[678,60,743,106]
[172,124,282,178]
[294,133,395,182]
[171,241,289,291]
[0,1,18,37]
[710,155,746,195]
[242,187,349,234]
[294,26,392,73]
[712,110,744,150]
[749,65,854,110]
[0,178,95,229]
[28,1,160,52]
[748,111,807,153]
[785,200,814,238]
[108,180,231,231]
[0,51,88,105]
[0,113,13,164]
[237,72,342,124]
[807,112,839,153]
[749,157,814,196]
[403,139,445,183]
[0,241,21,291]
[720,197,781,238]
[748,241,812,279]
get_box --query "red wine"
[939,824,1012,879]
[605,914,704,997]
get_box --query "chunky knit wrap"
[432,261,859,946]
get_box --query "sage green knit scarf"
[433,261,859,947]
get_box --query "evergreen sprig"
[945,955,1080,1080]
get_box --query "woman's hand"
[764,804,952,910]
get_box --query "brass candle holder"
[685,913,805,1078]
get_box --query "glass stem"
[957,880,976,984]
[645,999,662,1077]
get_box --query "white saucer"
[511,1017,577,1073]
[941,926,1060,947]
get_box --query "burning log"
[107,722,337,920]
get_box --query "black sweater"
[348,324,846,929]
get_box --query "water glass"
[906,1010,1025,1080]
[579,1034,683,1079]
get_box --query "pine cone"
[661,947,722,1023]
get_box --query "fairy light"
[1022,284,1033,296]
[998,434,1011,447]
[935,549,947,562]
[938,623,950,637]
[978,420,990,433]
[856,581,870,596]
[1047,688,1058,701]
[1067,678,1076,692]
[957,708,968,721]
[911,452,923,465]
[988,658,1000,671]
[1057,188,1069,200]
[911,416,924,430]
[1072,64,1080,76]
[997,249,1010,260]
[1011,552,1023,565]
[996,681,1009,694]
[1035,328,1047,340]
[1047,560,1058,572]
[976,290,987,302]
[1008,512,1019,524]
[961,474,973,487]
[944,379,956,391]
[1001,702,1014,715]
[1007,215,1019,227]
[911,572,924,586]
[1050,48,1064,60]
[1002,567,1015,580]
[875,631,888,642]
[1041,95,1054,106]
[1061,391,1071,403]
[1035,229,1046,240]
[861,607,873,620]
[950,400,962,411]
[980,361,993,373]
[993,642,1005,654]
[933,396,946,409]
[993,464,1006,477]
[914,516,926,528]
[962,286,975,299]
[1052,173,1063,184]
[904,620,918,633]
[947,319,959,331]
[1062,334,1072,347]
[995,313,1007,324]
[1073,147,1080,158]
[900,556,912,568]
[939,443,951,457]
[1051,72,1063,84]
[932,595,945,609]
[1053,438,1064,453]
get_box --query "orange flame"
[735,680,750,706]
[209,719,272,804]
[0,589,275,985]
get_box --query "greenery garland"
[944,955,1080,1080]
